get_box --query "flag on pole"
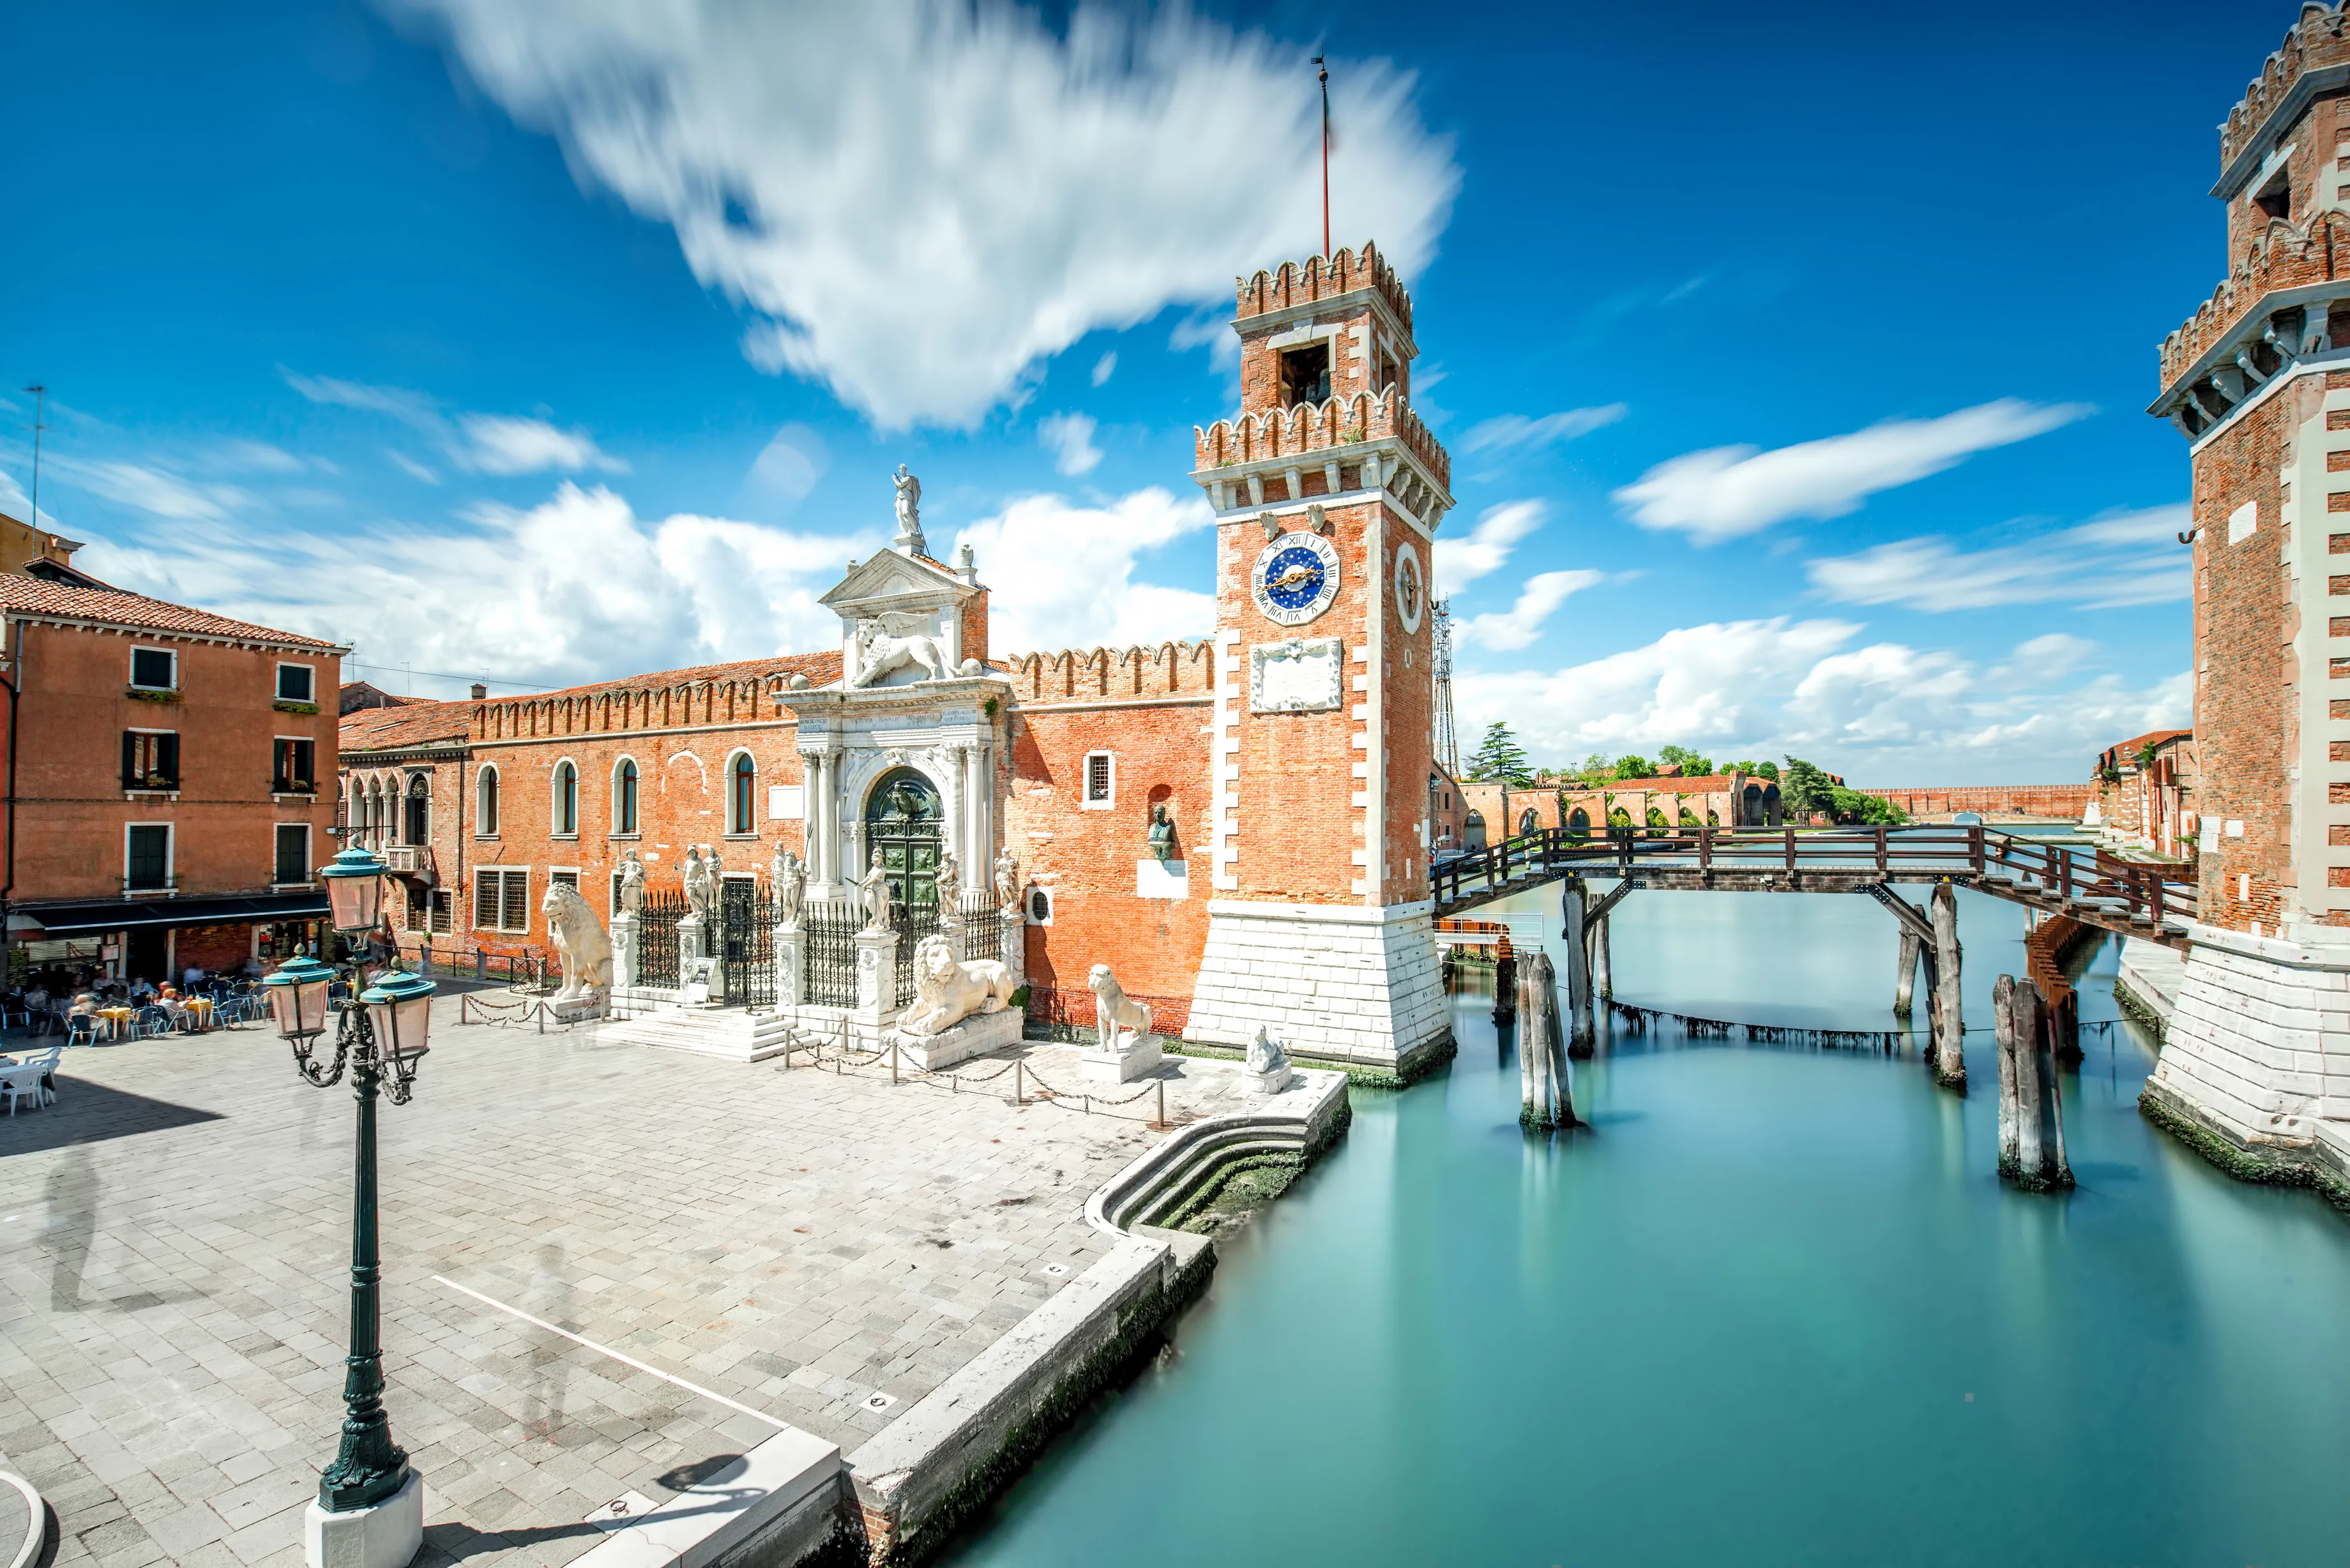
[1312,56,1330,257]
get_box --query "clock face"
[1393,542,1424,633]
[1250,532,1342,626]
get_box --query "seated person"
[183,963,205,989]
[128,977,157,1002]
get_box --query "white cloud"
[207,439,307,474]
[387,449,441,485]
[749,423,829,501]
[1038,412,1103,476]
[1459,404,1626,455]
[1806,502,2190,612]
[1614,399,2093,543]
[0,468,56,529]
[52,456,253,524]
[1453,615,2188,781]
[458,414,626,476]
[1091,351,1117,388]
[1433,499,1545,591]
[1455,569,1602,651]
[953,487,1215,652]
[390,0,1459,428]
[284,371,444,433]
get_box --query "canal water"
[950,882,2350,1567]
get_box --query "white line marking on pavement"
[431,1274,789,1429]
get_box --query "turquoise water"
[951,884,2350,1567]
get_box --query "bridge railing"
[1431,824,2194,931]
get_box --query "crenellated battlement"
[1234,241,1412,335]
[468,652,841,741]
[1194,383,1450,492]
[2158,212,2350,391]
[2220,3,2350,170]
[1002,641,1216,704]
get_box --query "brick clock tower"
[2142,4,2350,1184]
[1181,243,1455,1072]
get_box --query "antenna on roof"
[1432,596,1458,778]
[20,385,45,529]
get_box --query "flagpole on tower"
[1313,56,1330,257]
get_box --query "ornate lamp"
[263,953,335,1042]
[359,970,436,1102]
[318,843,389,936]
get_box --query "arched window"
[729,752,756,834]
[554,761,578,836]
[1565,806,1591,843]
[614,758,639,834]
[1464,809,1487,850]
[477,765,500,836]
[1517,808,1540,837]
[405,774,429,846]
[369,781,386,844]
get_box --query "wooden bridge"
[1430,824,2194,950]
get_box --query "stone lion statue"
[1088,963,1153,1053]
[898,933,1017,1036]
[541,882,614,1004]
[849,621,951,688]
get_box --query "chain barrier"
[773,1030,1180,1127]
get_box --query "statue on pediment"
[892,464,926,555]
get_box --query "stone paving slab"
[0,1007,1272,1568]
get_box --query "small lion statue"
[1088,963,1153,1054]
[541,882,614,1006]
[898,933,1017,1036]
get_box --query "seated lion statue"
[541,882,614,1003]
[1088,963,1153,1053]
[898,933,1017,1036]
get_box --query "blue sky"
[0,1,2287,781]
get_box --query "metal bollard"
[1013,1060,1023,1104]
[891,1042,900,1085]
[1155,1080,1165,1128]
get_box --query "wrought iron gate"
[639,888,684,988]
[720,878,775,1009]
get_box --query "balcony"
[383,845,436,883]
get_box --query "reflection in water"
[43,1143,96,1312]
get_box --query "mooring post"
[1519,948,1572,1130]
[1590,911,1612,1000]
[1493,933,1517,1025]
[2016,977,2072,1191]
[1930,881,1966,1091]
[1993,974,2019,1178]
[1559,874,1595,1055]
[1895,928,1920,1016]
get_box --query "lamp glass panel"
[328,870,384,933]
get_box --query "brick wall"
[1858,785,2095,820]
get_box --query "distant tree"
[1781,755,1906,825]
[1658,745,1716,778]
[1467,723,1535,786]
[1754,760,1780,781]
[1613,753,1654,780]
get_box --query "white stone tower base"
[1186,900,1450,1073]
[2142,923,2350,1195]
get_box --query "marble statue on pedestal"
[937,849,961,912]
[540,883,613,1013]
[1082,962,1162,1083]
[858,848,894,933]
[616,850,645,915]
[994,849,1020,910]
[1243,1022,1294,1094]
[849,614,953,687]
[896,934,1018,1036]
[1146,805,1177,862]
[682,845,716,924]
[891,464,925,555]
[775,847,806,926]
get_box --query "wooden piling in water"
[1993,974,2019,1175]
[1518,949,1572,1131]
[1930,882,1966,1092]
[1560,875,1595,1057]
[1590,912,1612,1000]
[1998,974,2073,1191]
[1895,929,1920,1016]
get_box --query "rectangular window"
[551,869,579,891]
[130,647,176,691]
[474,868,531,933]
[126,824,171,891]
[273,824,312,885]
[276,663,316,703]
[402,882,425,930]
[273,737,316,794]
[1280,342,1331,407]
[1083,751,1114,808]
[121,730,180,790]
[430,889,453,935]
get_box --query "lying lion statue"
[898,933,1017,1036]
[1088,963,1153,1053]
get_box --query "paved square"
[0,1007,1263,1568]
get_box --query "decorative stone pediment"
[820,550,974,619]
[819,547,983,690]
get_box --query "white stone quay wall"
[2148,923,2350,1176]
[1186,897,1450,1068]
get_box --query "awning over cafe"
[12,891,333,938]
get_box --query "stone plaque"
[1250,637,1343,714]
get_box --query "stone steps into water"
[596,1007,801,1062]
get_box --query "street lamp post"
[269,845,437,1568]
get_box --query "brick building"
[2142,2,2350,1187]
[2086,730,2197,858]
[1,575,345,984]
[1454,773,1777,844]
[341,242,1455,1071]
[1860,784,2097,822]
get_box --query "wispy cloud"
[1433,499,1545,591]
[1459,404,1626,456]
[1455,569,1603,651]
[386,449,441,485]
[1038,412,1103,476]
[390,1,1459,428]
[1614,399,2093,544]
[748,424,828,501]
[286,368,623,476]
[1091,352,1117,387]
[1806,503,2190,612]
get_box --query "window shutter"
[503,870,529,931]
[160,732,179,785]
[121,731,137,788]
[476,869,497,928]
[1086,754,1111,801]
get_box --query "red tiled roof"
[340,700,472,753]
[0,574,343,651]
[2104,728,2191,758]
[473,651,845,707]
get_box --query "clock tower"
[1182,243,1455,1073]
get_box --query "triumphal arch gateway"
[342,243,1455,1073]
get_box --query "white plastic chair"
[1,1062,48,1114]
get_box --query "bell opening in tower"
[1280,343,1331,408]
